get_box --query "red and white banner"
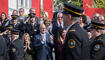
[0,0,53,19]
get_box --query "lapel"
[39,34,42,41]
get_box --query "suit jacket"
[34,33,54,60]
[62,23,90,60]
[52,22,64,43]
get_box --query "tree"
[92,0,105,9]
[53,0,83,11]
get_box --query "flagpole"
[40,0,43,18]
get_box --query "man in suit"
[34,24,54,60]
[52,12,64,31]
[52,12,64,42]
[52,4,64,24]
[62,3,90,60]
[9,29,24,60]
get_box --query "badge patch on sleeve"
[93,44,101,52]
[68,39,76,48]
[12,48,16,53]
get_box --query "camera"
[28,13,35,18]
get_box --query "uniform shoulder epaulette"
[69,29,76,32]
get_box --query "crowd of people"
[0,2,105,60]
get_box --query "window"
[9,0,31,17]
[25,0,31,8]
[18,0,21,8]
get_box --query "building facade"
[0,0,53,19]
[9,0,31,17]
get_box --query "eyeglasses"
[101,20,105,21]
[57,17,63,18]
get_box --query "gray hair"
[57,12,63,17]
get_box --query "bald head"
[40,24,46,34]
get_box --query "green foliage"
[70,1,83,8]
[53,0,105,11]
[93,0,105,9]
[62,0,83,8]
[53,0,83,11]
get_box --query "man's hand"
[57,19,60,27]
[50,35,53,43]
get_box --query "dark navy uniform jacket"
[0,36,9,60]
[62,23,90,60]
[90,34,105,60]
[9,39,24,60]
